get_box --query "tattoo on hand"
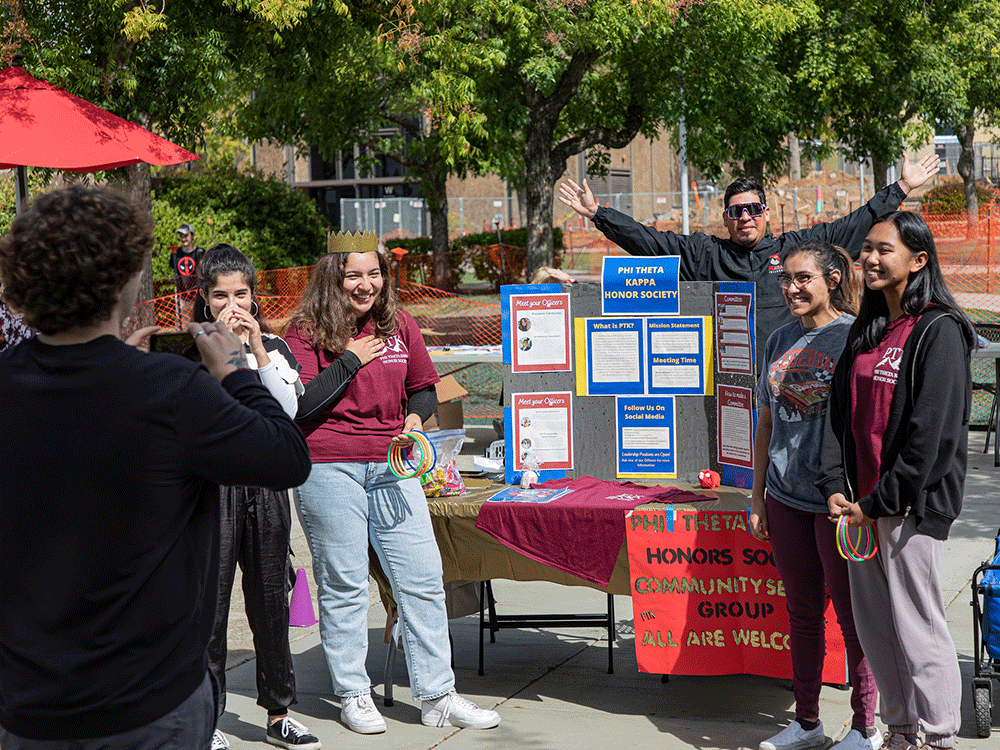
[226,348,248,369]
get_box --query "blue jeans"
[296,461,454,701]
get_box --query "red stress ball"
[698,469,721,489]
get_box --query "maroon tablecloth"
[475,476,710,587]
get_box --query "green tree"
[154,165,327,269]
[393,0,805,279]
[789,0,963,192]
[239,0,496,291]
[929,0,1000,237]
[659,0,811,184]
[0,0,319,300]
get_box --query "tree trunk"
[422,172,453,291]
[523,122,555,282]
[871,158,888,193]
[956,113,978,241]
[124,161,157,329]
[744,158,765,183]
[788,132,801,182]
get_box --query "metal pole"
[858,160,865,204]
[496,224,507,285]
[15,165,29,215]
[984,204,993,293]
[680,116,690,234]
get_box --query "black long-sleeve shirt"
[592,183,907,369]
[0,335,311,740]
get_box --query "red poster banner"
[626,507,846,682]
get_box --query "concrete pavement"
[216,431,1000,749]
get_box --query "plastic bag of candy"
[420,429,467,497]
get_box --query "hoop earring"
[203,303,214,322]
[250,300,259,317]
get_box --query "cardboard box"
[424,375,468,430]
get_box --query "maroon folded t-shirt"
[475,476,709,587]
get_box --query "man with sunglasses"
[558,153,940,368]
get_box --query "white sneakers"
[421,690,501,729]
[833,729,885,750]
[340,690,501,734]
[760,720,826,750]
[340,693,387,734]
[211,729,230,750]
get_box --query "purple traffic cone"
[289,567,318,627]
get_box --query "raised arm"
[785,153,942,258]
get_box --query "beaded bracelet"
[387,431,437,479]
[836,515,878,561]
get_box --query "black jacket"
[592,183,907,368]
[0,336,311,740]
[815,309,971,540]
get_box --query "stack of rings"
[836,515,878,561]
[387,431,437,479]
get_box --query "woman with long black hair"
[196,245,319,750]
[817,211,975,750]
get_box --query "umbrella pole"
[15,166,29,215]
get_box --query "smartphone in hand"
[148,331,199,361]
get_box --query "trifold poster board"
[502,280,757,486]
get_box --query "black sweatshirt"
[815,310,972,540]
[592,183,907,369]
[0,335,311,740]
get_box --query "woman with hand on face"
[195,245,320,750]
[816,212,975,750]
[285,246,500,736]
[750,240,879,750]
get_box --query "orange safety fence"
[129,272,505,424]
[127,208,1000,425]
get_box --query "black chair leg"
[607,593,615,674]
[485,580,499,642]
[384,618,399,706]
[478,581,486,676]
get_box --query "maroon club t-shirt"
[286,311,439,463]
[850,315,918,499]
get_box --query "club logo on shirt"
[873,347,903,385]
[379,334,410,365]
[768,254,783,274]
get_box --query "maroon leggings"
[765,492,877,727]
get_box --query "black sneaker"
[265,717,321,750]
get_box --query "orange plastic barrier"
[127,208,1000,425]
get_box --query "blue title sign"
[601,256,680,316]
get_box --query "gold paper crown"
[327,231,378,254]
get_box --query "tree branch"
[550,98,645,175]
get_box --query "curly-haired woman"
[285,249,500,735]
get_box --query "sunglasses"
[724,202,766,220]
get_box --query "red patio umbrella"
[0,65,199,213]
